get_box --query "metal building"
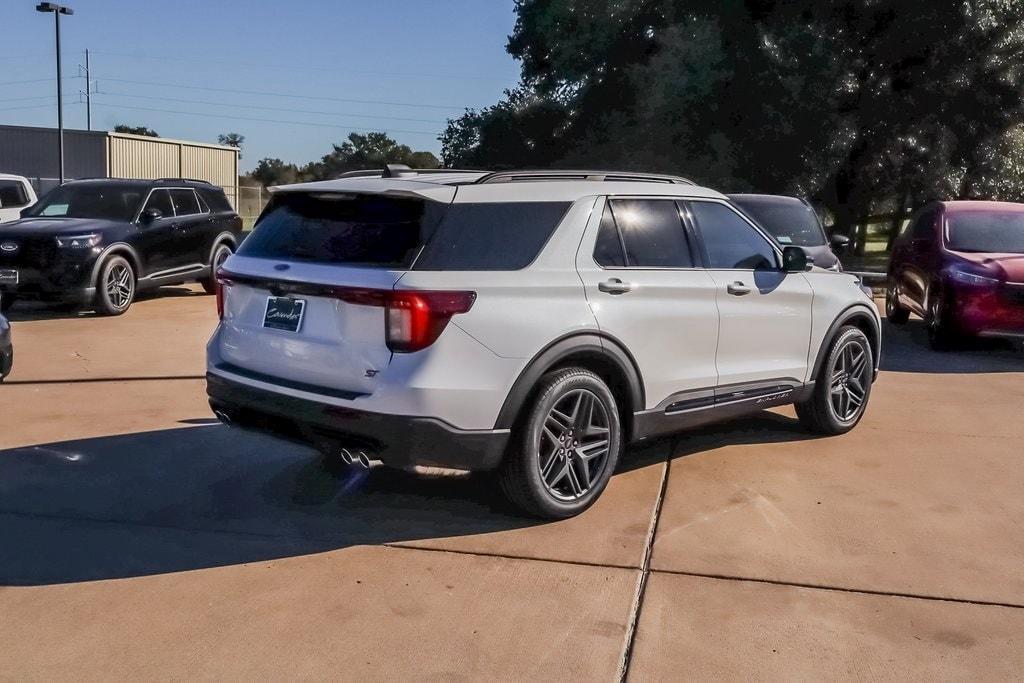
[0,124,239,207]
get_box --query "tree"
[113,124,158,137]
[445,1,1024,249]
[250,157,300,187]
[218,133,245,158]
[308,132,439,179]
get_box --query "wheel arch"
[209,231,238,262]
[494,332,645,441]
[90,243,142,283]
[811,304,881,381]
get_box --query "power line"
[90,101,441,137]
[0,77,62,86]
[87,49,510,83]
[96,76,467,111]
[0,98,76,113]
[97,90,448,124]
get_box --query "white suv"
[207,167,880,518]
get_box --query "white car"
[0,174,37,223]
[207,166,880,518]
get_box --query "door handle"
[726,281,751,296]
[598,278,633,294]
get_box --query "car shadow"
[2,411,820,586]
[4,286,206,322]
[879,319,1023,373]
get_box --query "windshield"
[729,197,827,247]
[25,184,147,222]
[947,211,1024,254]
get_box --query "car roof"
[940,200,1024,213]
[728,193,808,206]
[61,178,217,188]
[272,176,728,203]
[0,173,30,182]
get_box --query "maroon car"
[887,201,1024,349]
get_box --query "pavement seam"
[616,453,671,682]
[382,543,636,572]
[1,375,206,385]
[651,568,1024,611]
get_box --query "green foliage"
[250,158,300,187]
[113,124,158,137]
[218,133,245,158]
[447,0,1024,246]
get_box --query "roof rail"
[155,177,214,185]
[335,166,484,179]
[474,169,696,185]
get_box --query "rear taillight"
[332,288,476,353]
[215,275,232,320]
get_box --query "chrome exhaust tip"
[356,451,372,468]
[339,448,355,465]
[213,410,232,426]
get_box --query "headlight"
[55,233,101,249]
[948,268,999,286]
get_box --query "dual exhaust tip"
[340,448,374,469]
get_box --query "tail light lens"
[330,287,476,353]
[384,291,476,353]
[215,275,232,320]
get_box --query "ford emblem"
[0,242,18,253]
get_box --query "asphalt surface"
[1,285,1023,680]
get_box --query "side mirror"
[140,207,162,224]
[830,233,850,252]
[782,246,808,272]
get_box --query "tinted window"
[200,188,233,212]
[239,193,430,268]
[947,211,1024,253]
[143,189,174,218]
[909,209,937,240]
[414,202,569,270]
[0,180,30,208]
[604,199,693,267]
[169,189,201,216]
[25,183,145,221]
[728,196,826,247]
[691,201,777,269]
[594,203,626,267]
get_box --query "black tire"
[94,255,136,316]
[202,242,233,295]
[795,326,874,435]
[498,368,622,519]
[885,278,910,325]
[925,286,961,351]
[0,294,15,314]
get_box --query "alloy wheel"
[106,263,133,310]
[828,340,870,422]
[537,389,612,501]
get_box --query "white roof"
[271,174,727,203]
[0,173,30,182]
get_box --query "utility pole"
[36,3,75,185]
[79,48,92,130]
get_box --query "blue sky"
[0,0,521,170]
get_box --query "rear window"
[199,187,233,213]
[413,201,570,270]
[239,193,431,268]
[0,180,30,208]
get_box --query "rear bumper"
[206,372,510,471]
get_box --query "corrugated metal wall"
[0,124,107,179]
[107,133,239,208]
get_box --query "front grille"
[0,235,57,268]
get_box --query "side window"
[143,189,174,218]
[910,208,937,241]
[0,180,30,208]
[595,199,694,268]
[594,203,626,267]
[690,201,777,270]
[169,189,202,216]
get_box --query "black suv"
[0,178,242,315]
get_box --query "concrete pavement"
[1,287,1022,680]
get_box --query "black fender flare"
[89,243,143,284]
[810,303,881,380]
[494,332,645,430]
